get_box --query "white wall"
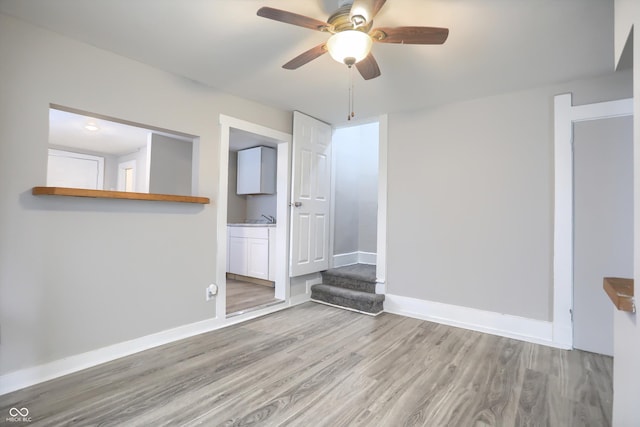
[387,71,632,322]
[0,13,291,377]
[613,1,640,424]
[333,123,379,257]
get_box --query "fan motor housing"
[327,4,373,34]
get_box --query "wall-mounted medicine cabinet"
[237,146,276,195]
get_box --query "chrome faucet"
[261,214,276,224]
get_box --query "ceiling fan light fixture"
[326,30,372,65]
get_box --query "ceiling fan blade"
[355,53,381,80]
[257,7,329,32]
[283,44,328,70]
[372,26,449,44]
[349,0,387,26]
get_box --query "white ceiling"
[49,107,194,156]
[0,0,615,125]
[49,108,150,155]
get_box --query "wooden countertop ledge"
[32,186,210,204]
[603,277,635,313]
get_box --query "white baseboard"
[0,316,227,396]
[384,294,560,348]
[333,251,377,268]
[333,252,358,267]
[358,251,377,265]
[1,297,300,396]
[290,292,311,305]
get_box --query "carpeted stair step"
[311,284,384,315]
[321,265,377,293]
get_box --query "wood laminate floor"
[226,279,280,315]
[0,303,612,426]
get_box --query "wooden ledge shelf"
[603,277,635,313]
[32,187,210,204]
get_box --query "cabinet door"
[237,147,276,195]
[237,147,260,194]
[228,236,248,276]
[247,238,269,280]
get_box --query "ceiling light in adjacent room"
[84,122,99,132]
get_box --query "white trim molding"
[0,296,310,396]
[0,317,221,396]
[376,114,388,285]
[553,94,633,349]
[385,294,557,348]
[332,251,377,267]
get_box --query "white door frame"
[376,115,388,291]
[117,159,137,192]
[553,93,633,348]
[217,115,292,319]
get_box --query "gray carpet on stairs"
[311,264,384,314]
[323,264,376,282]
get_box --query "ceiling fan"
[257,0,449,80]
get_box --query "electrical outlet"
[206,284,218,301]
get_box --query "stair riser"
[321,274,376,293]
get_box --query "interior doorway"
[330,121,380,269]
[553,93,633,349]
[573,116,633,355]
[226,131,280,315]
[217,115,292,319]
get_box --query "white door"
[290,111,332,277]
[573,116,633,356]
[47,149,104,190]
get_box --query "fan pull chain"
[348,65,355,121]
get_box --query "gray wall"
[148,133,192,195]
[246,194,277,221]
[387,70,632,322]
[0,13,291,376]
[357,124,379,253]
[227,151,247,223]
[333,123,379,255]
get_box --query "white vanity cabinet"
[236,146,276,195]
[227,226,275,281]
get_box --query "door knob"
[290,201,302,207]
